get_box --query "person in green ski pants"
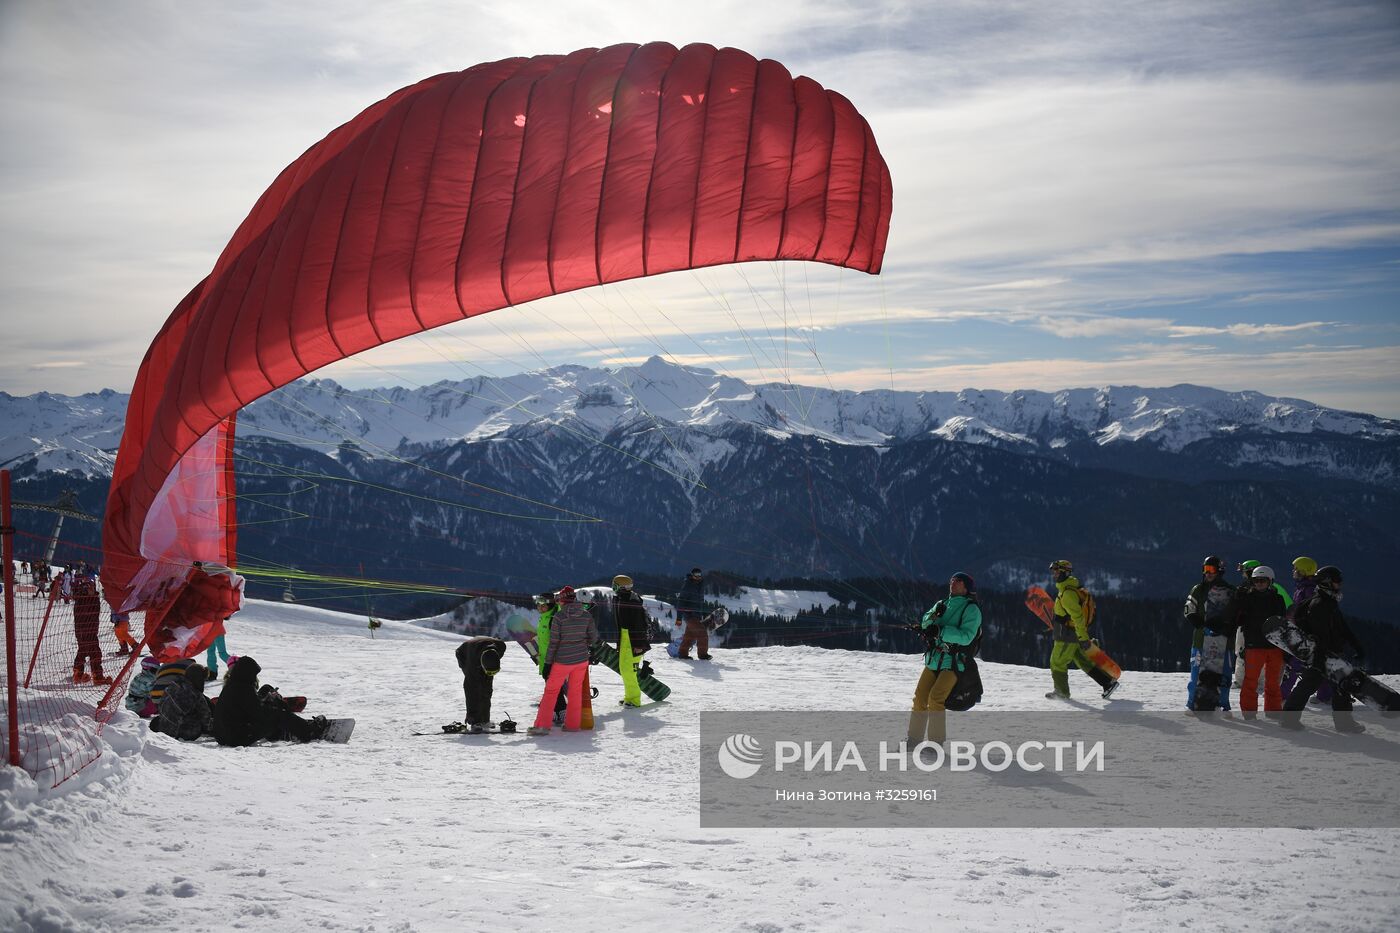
[1046,560,1116,700]
[610,574,651,707]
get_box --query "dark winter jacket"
[1294,593,1363,666]
[1231,586,1289,650]
[676,576,705,616]
[1184,576,1236,648]
[542,602,599,666]
[455,636,507,680]
[213,656,275,747]
[72,580,102,640]
[152,668,213,741]
[612,589,651,653]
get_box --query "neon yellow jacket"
[1052,576,1090,643]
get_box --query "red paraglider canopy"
[102,42,893,659]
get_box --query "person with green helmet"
[909,572,982,745]
[1045,560,1118,701]
[533,591,568,725]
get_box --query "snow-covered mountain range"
[4,356,1396,476]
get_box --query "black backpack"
[943,629,984,712]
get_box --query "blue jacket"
[921,595,983,673]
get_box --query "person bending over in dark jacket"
[213,655,329,746]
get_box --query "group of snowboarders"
[1183,555,1367,729]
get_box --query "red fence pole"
[2,470,20,767]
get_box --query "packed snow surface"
[2,598,1398,932]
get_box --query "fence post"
[2,470,19,767]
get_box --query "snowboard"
[1024,586,1123,681]
[1264,615,1400,711]
[319,718,356,743]
[591,641,672,701]
[705,607,731,632]
[1193,631,1229,711]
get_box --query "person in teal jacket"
[909,572,982,746]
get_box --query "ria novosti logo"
[717,733,764,779]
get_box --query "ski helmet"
[1251,566,1274,581]
[689,567,702,578]
[557,585,577,603]
[1203,556,1224,573]
[1315,566,1343,587]
[1292,556,1317,578]
[612,574,633,591]
[534,591,555,608]
[1239,559,1261,574]
[1048,559,1073,574]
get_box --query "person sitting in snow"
[150,663,214,741]
[124,655,162,717]
[213,656,329,745]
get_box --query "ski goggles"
[1202,565,1221,574]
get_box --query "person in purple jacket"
[1280,556,1330,703]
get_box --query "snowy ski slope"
[2,598,1398,931]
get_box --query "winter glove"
[1078,640,1093,652]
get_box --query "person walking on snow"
[675,567,710,659]
[1232,566,1289,717]
[529,586,599,735]
[909,572,982,746]
[1184,556,1236,711]
[1282,566,1366,733]
[1046,560,1118,700]
[1281,556,1331,704]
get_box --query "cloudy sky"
[3,0,1398,415]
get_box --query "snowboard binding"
[498,714,517,734]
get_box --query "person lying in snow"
[212,655,329,745]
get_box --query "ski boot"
[468,722,488,735]
[697,653,712,660]
[526,726,551,736]
[1045,690,1070,701]
[1333,713,1366,734]
[72,670,90,685]
[1101,680,1120,700]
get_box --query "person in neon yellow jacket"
[1047,560,1118,700]
[909,572,982,745]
